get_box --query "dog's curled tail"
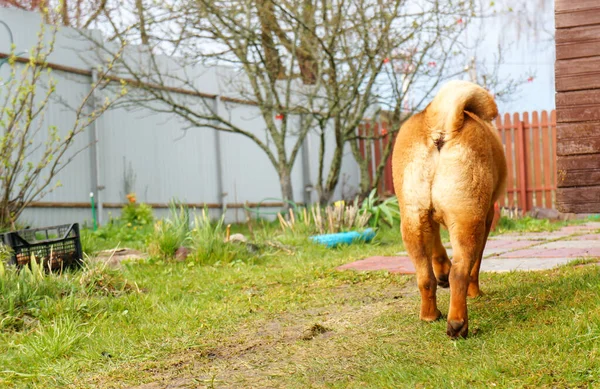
[427,80,498,145]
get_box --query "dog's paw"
[437,275,450,288]
[447,319,468,339]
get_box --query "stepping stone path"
[337,222,600,274]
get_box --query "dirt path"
[102,279,418,389]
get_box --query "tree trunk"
[278,165,294,211]
[318,146,343,205]
[0,201,17,231]
[358,163,372,198]
[349,134,374,199]
[136,0,149,45]
[0,205,10,231]
[60,0,70,26]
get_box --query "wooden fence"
[363,110,558,213]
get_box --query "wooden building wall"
[555,0,600,213]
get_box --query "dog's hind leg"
[401,214,441,322]
[431,223,451,288]
[446,218,488,339]
[467,205,495,298]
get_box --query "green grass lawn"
[1,217,599,388]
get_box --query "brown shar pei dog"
[392,80,507,339]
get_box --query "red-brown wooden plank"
[556,25,600,60]
[495,116,506,207]
[556,57,600,92]
[557,105,600,123]
[557,154,600,187]
[373,122,382,194]
[551,111,558,206]
[541,111,554,208]
[504,114,516,208]
[556,0,600,13]
[556,90,600,124]
[382,121,394,194]
[531,112,543,207]
[555,3,600,29]
[556,89,600,107]
[513,113,527,211]
[522,112,534,211]
[364,121,374,186]
[556,185,600,213]
[556,121,600,155]
[358,122,366,160]
[556,57,600,76]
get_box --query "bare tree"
[79,0,527,206]
[0,23,125,228]
[496,0,554,43]
[0,0,109,28]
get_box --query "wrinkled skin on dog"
[392,80,507,339]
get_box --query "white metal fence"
[0,8,361,227]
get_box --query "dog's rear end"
[392,80,507,339]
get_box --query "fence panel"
[367,110,558,213]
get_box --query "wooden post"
[532,111,543,208]
[541,111,553,208]
[495,115,506,207]
[551,110,557,208]
[516,119,529,213]
[381,121,394,194]
[373,121,382,194]
[365,121,373,187]
[504,113,515,208]
[522,112,534,211]
[358,123,366,160]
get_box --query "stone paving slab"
[480,257,574,272]
[537,240,600,249]
[575,234,600,240]
[337,222,600,274]
[336,255,579,274]
[337,256,415,274]
[488,232,571,241]
[561,224,600,233]
[498,247,600,259]
[397,240,538,259]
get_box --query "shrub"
[0,243,13,263]
[275,190,400,235]
[278,200,371,235]
[121,193,154,227]
[360,189,401,228]
[78,260,139,296]
[188,208,249,265]
[147,201,190,258]
[0,257,137,331]
[0,257,75,331]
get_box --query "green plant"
[25,316,92,361]
[78,260,139,296]
[147,220,185,259]
[278,201,371,235]
[147,201,191,259]
[360,189,401,228]
[84,217,154,253]
[80,230,101,256]
[0,242,13,263]
[189,207,249,264]
[121,202,154,227]
[493,216,568,235]
[0,256,76,331]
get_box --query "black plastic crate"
[0,223,83,271]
